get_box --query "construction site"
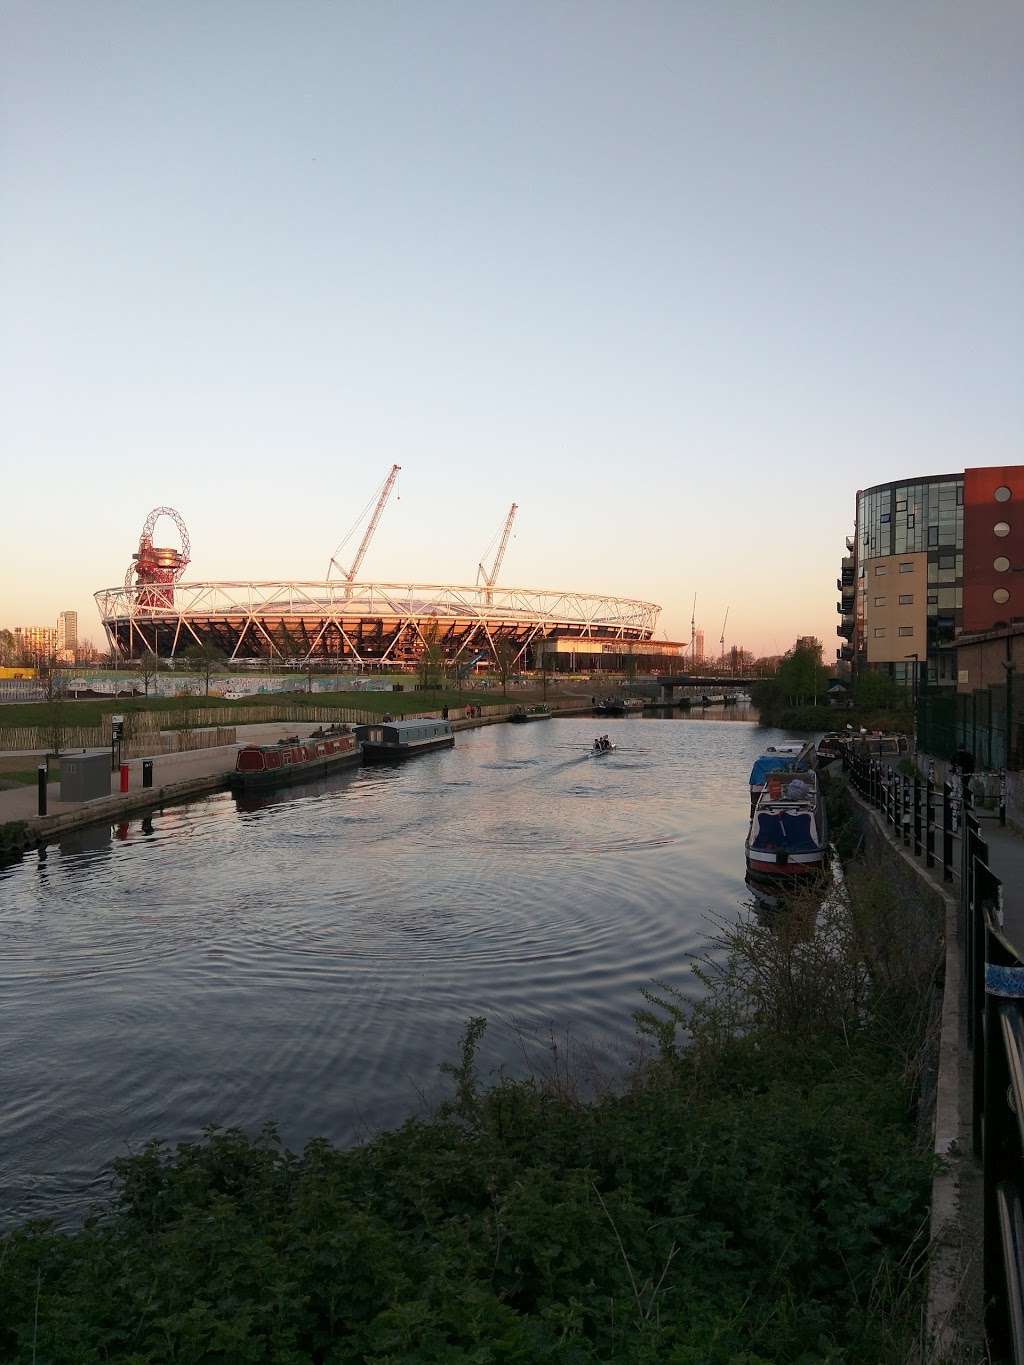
[95,469,678,671]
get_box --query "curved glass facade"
[854,474,964,686]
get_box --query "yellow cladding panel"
[864,552,928,663]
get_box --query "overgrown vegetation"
[0,847,940,1362]
[754,647,913,736]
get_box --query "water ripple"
[0,710,790,1227]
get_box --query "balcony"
[846,535,855,552]
[837,615,854,640]
[838,644,854,662]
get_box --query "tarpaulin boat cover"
[748,756,799,786]
[751,812,820,852]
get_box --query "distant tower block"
[695,628,705,663]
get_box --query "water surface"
[1,713,791,1226]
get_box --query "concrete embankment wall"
[835,773,980,1358]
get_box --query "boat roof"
[371,718,451,734]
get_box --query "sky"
[2,0,1021,659]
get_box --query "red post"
[119,762,130,793]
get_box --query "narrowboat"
[747,743,809,810]
[509,705,551,723]
[354,718,455,761]
[816,733,846,762]
[745,769,828,886]
[593,699,626,717]
[623,697,645,711]
[229,730,361,791]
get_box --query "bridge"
[632,673,763,703]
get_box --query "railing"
[843,749,960,882]
[843,747,1023,1360]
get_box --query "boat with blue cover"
[745,769,828,887]
[747,743,808,811]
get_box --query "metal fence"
[920,682,1024,773]
[844,746,1024,1360]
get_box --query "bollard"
[142,759,153,789]
[119,762,130,794]
[37,764,47,817]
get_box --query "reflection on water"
[1,712,795,1226]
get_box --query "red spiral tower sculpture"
[126,507,191,609]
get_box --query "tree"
[854,670,909,712]
[775,638,829,707]
[493,637,518,697]
[418,622,446,697]
[139,651,158,697]
[182,642,226,697]
[0,629,15,665]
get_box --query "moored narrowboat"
[747,743,809,811]
[745,769,828,886]
[509,705,551,723]
[354,718,455,761]
[229,730,361,791]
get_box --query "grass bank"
[0,690,518,730]
[0,845,940,1362]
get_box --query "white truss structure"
[95,579,661,665]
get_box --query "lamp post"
[904,653,919,708]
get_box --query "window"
[875,564,887,576]
[927,594,938,605]
[928,526,939,546]
[880,512,891,523]
[994,588,1011,604]
[995,522,1011,537]
[939,554,955,569]
[898,626,914,637]
[898,593,913,605]
[957,485,964,505]
[898,562,914,573]
[896,499,907,511]
[873,627,886,638]
[906,515,915,528]
[995,486,1012,503]
[874,596,887,607]
[994,557,1010,572]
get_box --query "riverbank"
[0,814,937,1360]
[0,702,592,856]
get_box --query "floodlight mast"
[476,502,517,605]
[327,464,401,591]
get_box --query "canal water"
[1,711,796,1227]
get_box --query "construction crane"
[327,464,401,588]
[719,606,730,664]
[476,503,517,605]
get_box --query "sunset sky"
[2,1,1021,659]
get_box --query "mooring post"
[37,765,47,817]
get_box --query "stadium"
[95,473,662,670]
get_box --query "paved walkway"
[0,723,322,826]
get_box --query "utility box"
[60,751,111,804]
